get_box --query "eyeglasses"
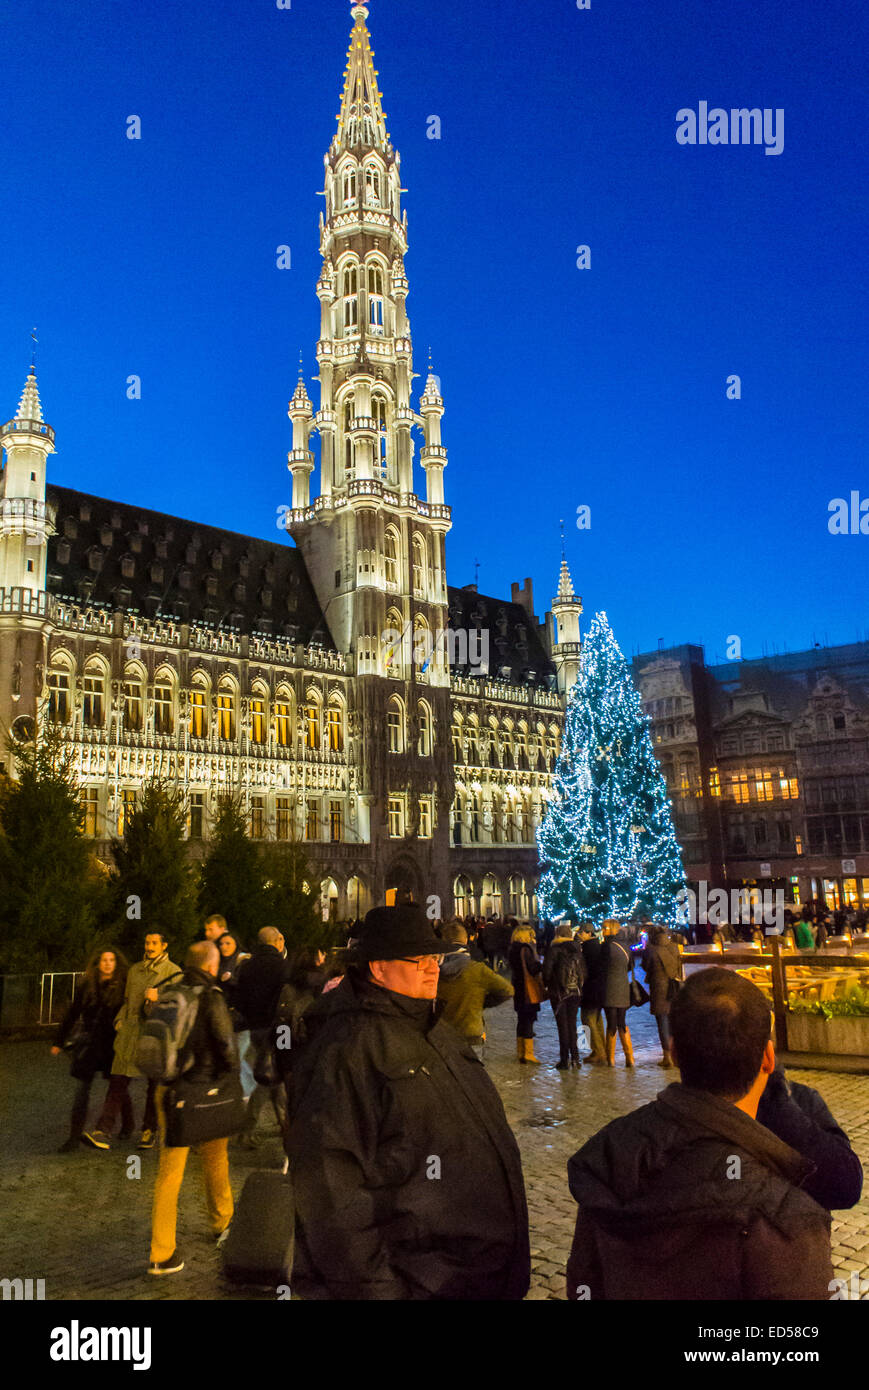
[395,955,444,968]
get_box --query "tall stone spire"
[551,552,582,695]
[332,4,390,156]
[15,368,44,424]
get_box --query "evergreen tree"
[261,840,339,950]
[108,780,198,957]
[198,793,269,942]
[0,727,105,972]
[537,612,685,926]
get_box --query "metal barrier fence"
[0,973,81,1029]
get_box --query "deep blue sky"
[2,0,866,663]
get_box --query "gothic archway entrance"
[383,855,424,907]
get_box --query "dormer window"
[100,526,113,547]
[343,266,359,334]
[364,165,381,206]
[121,554,136,580]
[63,517,78,540]
[210,550,223,572]
[343,166,357,206]
[155,537,169,560]
[79,502,91,522]
[56,539,71,565]
[368,263,385,333]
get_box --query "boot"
[619,1028,635,1068]
[605,1032,617,1067]
[658,1048,673,1069]
[517,1037,526,1064]
[523,1037,542,1064]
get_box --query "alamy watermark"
[676,103,784,156]
[676,882,785,934]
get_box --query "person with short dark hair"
[566,967,834,1300]
[542,924,586,1069]
[203,914,228,942]
[641,926,681,1068]
[83,931,179,1151]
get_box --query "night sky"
[2,0,866,663]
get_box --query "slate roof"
[44,485,335,649]
[446,585,557,688]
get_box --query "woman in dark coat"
[642,926,682,1068]
[51,948,129,1151]
[508,924,544,1064]
[600,919,634,1068]
[215,931,250,1006]
[543,926,587,1070]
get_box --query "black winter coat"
[580,938,605,1009]
[508,942,542,1013]
[600,934,632,1009]
[543,940,587,1002]
[233,943,288,1030]
[641,939,681,1016]
[756,1069,863,1212]
[176,966,238,1085]
[56,976,126,1080]
[287,971,530,1301]
[567,1083,833,1300]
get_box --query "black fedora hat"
[353,904,462,962]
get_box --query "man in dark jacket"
[233,926,288,1146]
[566,967,834,1300]
[148,941,239,1276]
[287,904,531,1300]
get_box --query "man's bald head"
[258,926,285,949]
[186,940,219,976]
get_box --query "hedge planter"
[786,1012,869,1057]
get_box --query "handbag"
[164,1072,247,1148]
[522,952,548,1005]
[629,978,650,1008]
[253,1034,279,1087]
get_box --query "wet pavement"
[1,1000,866,1301]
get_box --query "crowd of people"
[50,904,864,1298]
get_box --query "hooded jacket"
[437,949,514,1044]
[287,970,530,1301]
[566,1083,833,1301]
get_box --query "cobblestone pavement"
[1,1001,866,1301]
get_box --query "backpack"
[550,944,584,995]
[136,976,204,1082]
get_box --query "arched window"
[343,401,355,481]
[217,680,236,742]
[387,696,405,754]
[384,529,399,588]
[453,876,470,919]
[368,262,384,332]
[413,615,430,674]
[466,717,480,765]
[516,722,529,770]
[451,716,463,763]
[305,696,321,751]
[364,165,381,205]
[189,675,208,739]
[372,396,388,472]
[384,606,404,676]
[154,667,175,736]
[326,700,344,752]
[342,265,358,333]
[417,701,432,757]
[47,655,73,725]
[82,663,106,729]
[412,534,426,597]
[342,165,357,206]
[123,667,144,732]
[274,688,292,748]
[250,684,267,745]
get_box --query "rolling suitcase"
[222,1169,295,1290]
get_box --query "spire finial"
[298,349,304,384]
[559,518,566,560]
[474,557,480,586]
[30,326,38,372]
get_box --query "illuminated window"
[372,395,387,468]
[452,722,463,762]
[48,669,71,725]
[327,705,344,752]
[342,166,357,205]
[780,775,799,800]
[250,697,266,745]
[466,721,480,765]
[123,679,143,732]
[118,789,137,837]
[343,266,358,333]
[729,773,750,804]
[217,686,236,741]
[418,702,432,757]
[250,796,265,840]
[306,702,321,750]
[365,165,381,205]
[330,800,344,842]
[419,798,432,839]
[274,699,291,748]
[80,788,99,837]
[387,699,404,753]
[154,682,174,735]
[276,796,292,840]
[368,265,384,334]
[755,770,775,802]
[306,802,319,841]
[412,535,426,596]
[388,796,404,838]
[82,673,105,729]
[384,530,399,587]
[189,687,207,739]
[515,725,528,769]
[709,768,721,798]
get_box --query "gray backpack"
[136,977,203,1082]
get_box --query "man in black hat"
[285,903,530,1300]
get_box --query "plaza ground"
[1,1001,866,1301]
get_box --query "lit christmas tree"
[537,612,685,926]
